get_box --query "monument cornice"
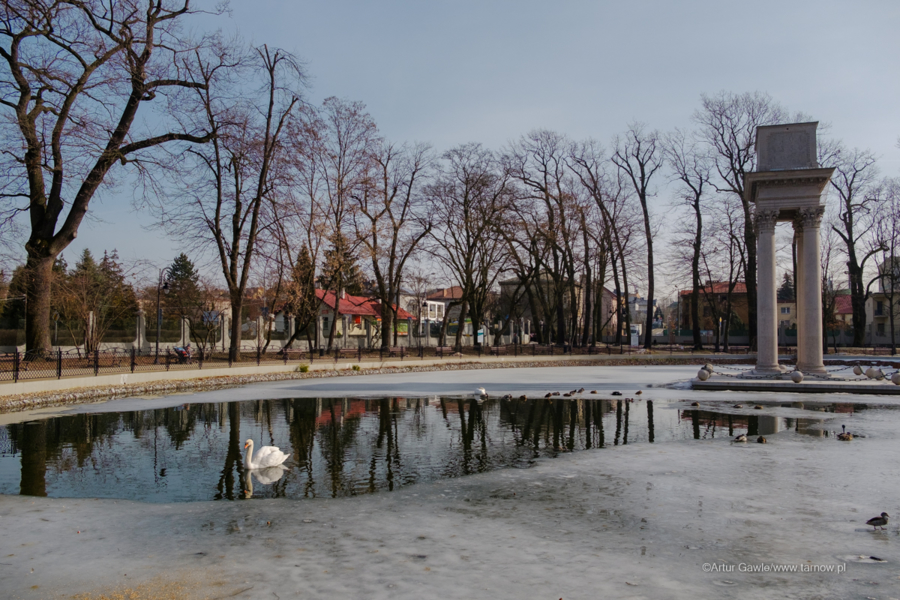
[744,167,835,205]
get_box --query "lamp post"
[154,268,173,364]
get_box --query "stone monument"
[744,122,834,376]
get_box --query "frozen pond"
[0,394,872,502]
[2,365,900,600]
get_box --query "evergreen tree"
[163,253,201,317]
[317,232,364,296]
[56,249,137,351]
[283,245,318,347]
[777,272,795,302]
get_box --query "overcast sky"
[61,0,900,294]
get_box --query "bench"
[489,346,509,356]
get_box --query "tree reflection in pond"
[0,398,865,503]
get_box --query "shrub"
[297,364,309,373]
[352,364,361,371]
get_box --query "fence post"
[257,346,261,366]
[58,349,63,379]
[400,346,405,360]
[13,350,19,383]
[198,349,203,370]
[166,349,171,371]
[358,346,362,362]
[93,349,99,376]
[334,348,338,363]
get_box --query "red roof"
[679,282,748,296]
[834,295,852,314]
[316,290,416,320]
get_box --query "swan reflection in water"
[243,465,288,498]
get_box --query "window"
[876,301,884,316]
[877,322,885,335]
[780,306,790,314]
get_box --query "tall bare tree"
[612,122,663,349]
[820,142,882,346]
[0,0,221,354]
[313,97,379,351]
[353,142,432,349]
[663,128,711,350]
[427,143,510,350]
[150,44,305,361]
[693,91,792,349]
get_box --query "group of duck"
[474,388,644,402]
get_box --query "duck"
[544,392,553,398]
[733,404,743,409]
[577,388,585,393]
[611,391,622,396]
[563,393,572,397]
[866,512,889,530]
[837,424,853,441]
[518,395,527,400]
[753,405,763,410]
[635,390,642,395]
[733,434,748,442]
[690,401,700,407]
[552,391,560,396]
[500,393,513,401]
[243,440,289,470]
[590,390,598,394]
[756,436,767,444]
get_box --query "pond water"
[0,397,865,503]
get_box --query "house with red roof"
[315,289,416,347]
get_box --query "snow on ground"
[2,365,900,599]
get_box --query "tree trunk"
[455,301,468,350]
[381,305,394,351]
[229,297,243,362]
[23,254,54,356]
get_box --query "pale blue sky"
[62,0,900,291]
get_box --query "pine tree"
[777,272,795,302]
[317,232,364,296]
[163,253,200,317]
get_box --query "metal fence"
[0,343,639,384]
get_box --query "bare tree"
[313,97,379,351]
[612,122,663,349]
[426,143,511,350]
[663,128,711,350]
[820,142,882,346]
[352,141,432,349]
[149,44,305,361]
[693,91,792,349]
[506,130,583,345]
[869,178,900,354]
[0,0,222,354]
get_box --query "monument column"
[793,220,805,368]
[797,206,827,374]
[754,209,782,374]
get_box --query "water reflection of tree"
[214,402,245,500]
[289,398,320,497]
[317,398,365,497]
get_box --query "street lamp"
[154,267,173,363]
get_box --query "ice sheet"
[2,365,899,599]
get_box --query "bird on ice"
[866,512,889,530]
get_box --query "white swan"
[474,387,487,397]
[243,439,289,470]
